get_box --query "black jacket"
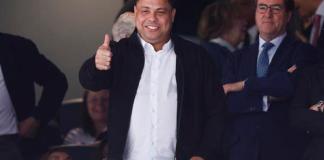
[79,33,226,159]
[0,32,67,124]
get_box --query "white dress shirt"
[0,66,18,135]
[258,33,286,111]
[123,36,178,160]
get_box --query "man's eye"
[271,6,282,11]
[259,5,267,10]
[157,11,166,15]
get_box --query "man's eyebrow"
[139,6,150,9]
[156,8,168,11]
[258,3,283,6]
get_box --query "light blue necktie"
[257,42,274,77]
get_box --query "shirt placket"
[150,53,160,157]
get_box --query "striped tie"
[257,42,274,77]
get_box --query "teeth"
[147,26,158,30]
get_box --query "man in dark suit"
[222,0,316,160]
[79,0,225,159]
[0,32,68,160]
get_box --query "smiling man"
[79,0,226,159]
[222,0,317,160]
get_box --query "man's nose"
[148,12,158,22]
[264,8,274,17]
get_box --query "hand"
[95,34,113,70]
[18,117,40,138]
[309,101,324,112]
[287,65,297,73]
[190,156,204,160]
[223,81,245,94]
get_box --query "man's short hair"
[255,0,295,12]
[135,0,176,8]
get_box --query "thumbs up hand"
[95,34,113,70]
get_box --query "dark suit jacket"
[223,34,316,160]
[200,41,233,83]
[79,33,226,160]
[0,33,67,125]
[291,64,324,160]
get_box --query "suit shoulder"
[110,34,142,51]
[231,45,256,60]
[0,32,36,49]
[295,41,315,51]
[172,36,209,59]
[176,36,205,51]
[236,44,255,53]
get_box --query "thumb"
[102,34,110,48]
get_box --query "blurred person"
[230,0,258,46]
[172,0,216,43]
[112,12,135,42]
[47,151,71,160]
[79,0,226,159]
[198,1,247,81]
[294,0,324,46]
[222,0,317,159]
[287,9,311,42]
[290,57,324,160]
[0,32,67,160]
[41,149,71,160]
[64,90,109,145]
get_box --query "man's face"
[294,0,317,19]
[134,0,175,50]
[256,0,291,41]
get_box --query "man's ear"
[172,9,176,23]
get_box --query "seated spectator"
[197,1,247,81]
[64,89,110,145]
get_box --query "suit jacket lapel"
[250,43,259,77]
[267,35,295,74]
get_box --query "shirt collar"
[210,38,236,52]
[138,34,173,53]
[259,32,286,50]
